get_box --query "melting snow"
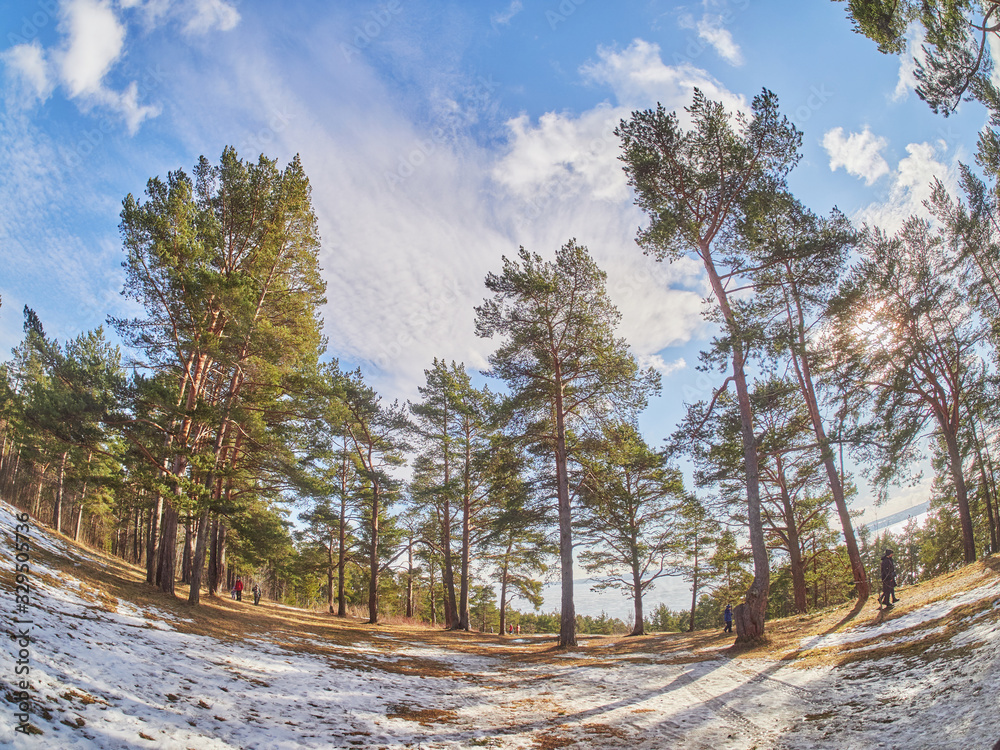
[0,500,998,749]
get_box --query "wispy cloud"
[1,41,53,102]
[580,39,748,116]
[490,1,523,27]
[822,126,890,185]
[638,354,687,377]
[695,14,743,66]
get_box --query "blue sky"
[0,0,987,526]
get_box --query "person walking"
[880,549,898,608]
[234,577,244,602]
[723,603,733,633]
[252,583,261,606]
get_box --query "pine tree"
[475,240,659,647]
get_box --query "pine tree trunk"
[368,485,380,624]
[777,462,808,614]
[554,383,576,647]
[787,274,869,601]
[146,493,162,584]
[74,503,84,543]
[631,561,645,636]
[337,513,347,617]
[702,245,768,642]
[208,515,221,596]
[689,556,698,633]
[54,451,68,534]
[944,428,977,563]
[328,533,336,614]
[187,508,212,605]
[181,516,193,584]
[405,539,414,619]
[498,557,509,637]
[441,500,458,629]
[455,455,472,631]
[157,500,179,594]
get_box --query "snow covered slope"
[1,498,998,749]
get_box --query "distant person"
[880,549,898,608]
[235,577,244,602]
[252,583,261,606]
[723,603,733,633]
[230,585,237,600]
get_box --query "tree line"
[5,11,1000,644]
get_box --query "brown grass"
[11,519,1000,676]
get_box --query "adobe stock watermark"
[341,0,404,63]
[789,84,834,132]
[383,75,501,192]
[545,0,587,30]
[6,0,58,46]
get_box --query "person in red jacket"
[234,577,244,602]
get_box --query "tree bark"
[630,543,645,635]
[157,499,179,594]
[368,483,380,624]
[943,427,977,563]
[54,450,67,534]
[455,447,473,631]
[181,516,193,584]
[146,492,163,585]
[554,379,577,647]
[701,243,768,641]
[187,508,211,605]
[328,531,337,614]
[784,271,869,601]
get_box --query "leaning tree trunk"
[786,272,869,601]
[703,245,768,641]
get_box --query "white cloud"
[822,126,890,185]
[57,0,126,98]
[1,41,53,102]
[696,14,743,66]
[184,0,240,35]
[490,1,523,27]
[892,23,923,102]
[494,104,628,203]
[856,141,958,232]
[638,354,687,377]
[580,39,748,116]
[0,0,237,133]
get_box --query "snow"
[1,499,999,749]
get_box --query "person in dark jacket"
[880,549,897,608]
[252,583,261,605]
[723,604,733,633]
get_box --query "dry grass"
[16,523,1000,676]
